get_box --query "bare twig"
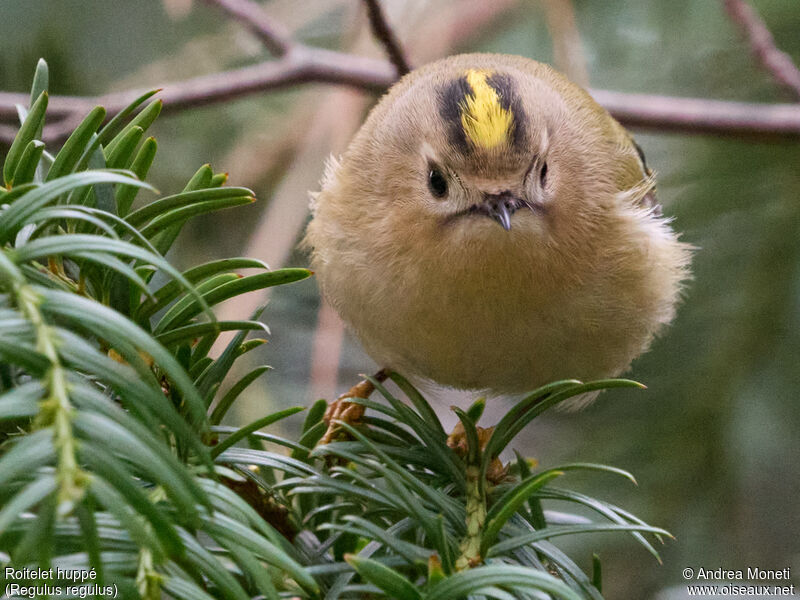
[5,78,800,147]
[0,123,18,143]
[0,52,396,145]
[0,0,400,146]
[202,0,292,56]
[3,1,800,145]
[723,0,800,101]
[362,0,412,75]
[2,54,388,121]
[591,89,800,138]
[541,0,588,87]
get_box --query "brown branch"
[362,0,412,76]
[0,123,19,143]
[723,0,800,101]
[3,1,800,146]
[591,89,800,138]
[11,77,800,147]
[3,62,800,146]
[202,0,292,57]
[0,92,85,121]
[0,52,396,145]
[541,0,588,87]
[0,0,396,144]
[0,53,394,122]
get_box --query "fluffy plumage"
[304,53,692,396]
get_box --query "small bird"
[304,53,691,403]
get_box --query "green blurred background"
[2,1,798,597]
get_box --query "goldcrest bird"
[304,53,691,400]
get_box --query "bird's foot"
[446,421,509,484]
[319,369,389,445]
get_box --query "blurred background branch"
[722,0,800,100]
[362,0,411,75]
[2,0,800,145]
[540,0,588,87]
[202,0,293,56]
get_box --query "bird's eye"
[428,167,448,198]
[539,161,548,187]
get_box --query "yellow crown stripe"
[460,69,514,150]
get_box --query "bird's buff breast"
[309,208,675,394]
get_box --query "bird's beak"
[445,191,530,229]
[483,192,521,231]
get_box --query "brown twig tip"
[363,0,412,76]
[722,0,800,101]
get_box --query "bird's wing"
[631,138,662,216]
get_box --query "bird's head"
[346,55,643,243]
[423,66,554,232]
[329,53,657,276]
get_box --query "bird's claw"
[319,394,367,445]
[319,369,389,445]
